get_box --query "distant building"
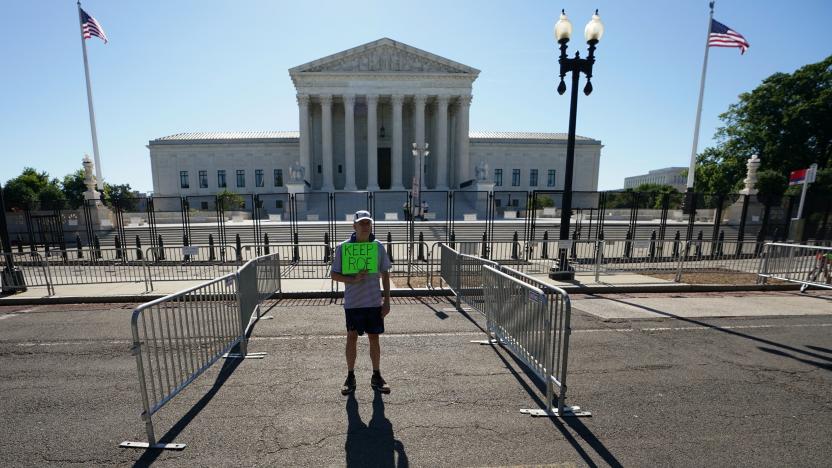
[623,167,686,192]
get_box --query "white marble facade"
[148,38,602,196]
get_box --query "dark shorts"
[345,307,384,336]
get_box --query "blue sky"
[2,0,830,191]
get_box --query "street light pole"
[550,9,604,281]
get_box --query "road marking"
[0,314,19,321]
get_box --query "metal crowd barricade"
[121,252,281,450]
[144,245,241,291]
[482,265,588,418]
[42,247,146,288]
[758,242,832,289]
[439,244,499,313]
[1,251,54,295]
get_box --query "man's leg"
[368,333,380,371]
[346,330,359,370]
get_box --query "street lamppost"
[411,142,430,219]
[549,9,604,281]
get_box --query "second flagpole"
[77,0,104,193]
[685,1,715,192]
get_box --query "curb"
[0,283,804,305]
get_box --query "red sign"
[789,168,807,185]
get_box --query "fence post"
[649,230,656,260]
[208,234,216,261]
[623,229,632,258]
[672,231,680,258]
[716,231,725,257]
[450,230,456,250]
[481,231,488,259]
[324,232,331,262]
[263,233,270,255]
[94,235,102,259]
[183,234,190,261]
[158,235,165,260]
[292,232,300,263]
[541,231,549,259]
[115,235,123,260]
[235,233,242,262]
[418,232,425,261]
[695,231,703,258]
[511,231,519,259]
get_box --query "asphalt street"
[0,292,830,467]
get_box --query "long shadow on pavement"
[345,392,408,467]
[488,342,623,468]
[759,346,832,372]
[602,296,832,364]
[131,355,243,467]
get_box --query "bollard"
[208,234,216,261]
[235,233,242,261]
[76,234,84,259]
[115,235,123,260]
[183,234,190,261]
[481,231,488,259]
[649,230,656,259]
[292,232,299,263]
[158,235,165,260]
[541,231,549,259]
[511,231,519,260]
[449,230,456,250]
[135,236,143,260]
[418,231,425,261]
[672,231,680,258]
[623,229,632,258]
[386,232,394,263]
[16,235,24,254]
[716,231,725,257]
[324,232,331,262]
[695,231,703,258]
[94,235,102,259]
[263,233,270,255]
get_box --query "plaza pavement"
[1,290,831,466]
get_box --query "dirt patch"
[391,276,443,288]
[648,271,787,285]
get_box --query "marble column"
[297,94,311,184]
[366,95,379,191]
[343,94,357,191]
[391,94,405,190]
[413,95,427,189]
[435,96,450,190]
[320,94,334,191]
[455,95,472,187]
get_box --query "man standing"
[331,210,392,395]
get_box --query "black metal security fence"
[5,189,829,256]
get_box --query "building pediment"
[290,38,479,76]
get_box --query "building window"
[547,169,556,187]
[200,201,208,210]
[199,170,208,188]
[530,169,538,187]
[317,165,322,174]
[512,169,520,187]
[179,171,189,189]
[274,169,283,187]
[236,169,245,188]
[217,170,227,188]
[275,200,283,209]
[494,169,503,187]
[338,164,343,174]
[255,169,264,187]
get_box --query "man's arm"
[381,272,391,317]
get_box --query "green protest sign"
[341,242,378,275]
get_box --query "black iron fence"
[5,189,830,254]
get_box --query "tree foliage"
[754,170,788,205]
[103,183,138,211]
[3,168,57,210]
[217,190,244,210]
[61,170,87,209]
[695,55,832,194]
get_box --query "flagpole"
[77,0,104,192]
[686,1,715,191]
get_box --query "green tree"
[633,183,680,209]
[3,168,53,210]
[103,183,138,211]
[754,169,788,205]
[217,190,244,210]
[38,184,67,210]
[61,169,88,209]
[533,195,555,209]
[695,55,832,193]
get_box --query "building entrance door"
[377,148,391,189]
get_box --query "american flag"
[708,19,749,54]
[80,8,108,44]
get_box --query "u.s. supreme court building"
[148,38,602,204]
